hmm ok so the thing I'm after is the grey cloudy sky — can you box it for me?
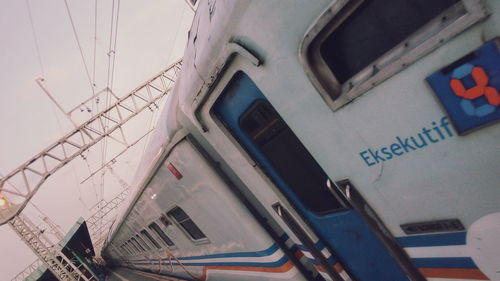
[0,0,194,278]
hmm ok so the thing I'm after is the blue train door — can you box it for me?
[212,72,412,281]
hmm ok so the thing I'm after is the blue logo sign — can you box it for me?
[426,39,500,135]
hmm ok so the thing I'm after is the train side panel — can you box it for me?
[178,1,500,280]
[103,132,308,281]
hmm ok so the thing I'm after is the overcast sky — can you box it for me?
[0,0,194,278]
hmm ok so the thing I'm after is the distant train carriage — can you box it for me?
[102,1,500,281]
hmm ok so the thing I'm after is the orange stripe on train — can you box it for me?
[420,268,489,280]
[314,263,344,273]
[196,259,295,280]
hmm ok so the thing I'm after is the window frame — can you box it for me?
[135,234,151,251]
[237,98,349,214]
[148,221,176,248]
[119,245,129,256]
[127,239,141,253]
[300,0,488,111]
[167,206,209,244]
[130,237,145,252]
[122,242,131,255]
[141,229,162,249]
[125,242,136,255]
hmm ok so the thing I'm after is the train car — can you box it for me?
[102,1,500,281]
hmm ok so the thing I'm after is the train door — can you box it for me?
[212,71,412,281]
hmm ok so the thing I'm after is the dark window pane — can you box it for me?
[240,100,346,214]
[321,0,459,83]
[129,243,137,254]
[119,246,127,255]
[128,239,141,252]
[124,246,131,255]
[141,230,161,249]
[168,207,207,240]
[123,243,130,254]
[149,222,174,246]
[136,234,151,251]
[127,242,137,254]
[180,221,206,240]
[124,243,133,254]
[168,207,189,222]
[131,237,145,251]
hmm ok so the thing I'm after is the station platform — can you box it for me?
[107,268,187,281]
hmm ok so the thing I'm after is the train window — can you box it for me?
[148,222,175,247]
[124,245,132,255]
[131,237,145,252]
[128,242,138,254]
[135,234,151,251]
[239,99,347,214]
[167,207,207,241]
[323,0,460,83]
[303,0,487,110]
[141,229,161,249]
[128,239,141,253]
[121,245,131,256]
[124,242,134,254]
[122,243,130,254]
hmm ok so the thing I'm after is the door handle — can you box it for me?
[272,203,350,281]
[326,179,350,209]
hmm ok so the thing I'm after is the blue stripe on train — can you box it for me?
[130,243,280,263]
[304,256,336,266]
[176,244,280,260]
[411,257,478,269]
[397,232,466,247]
[130,255,289,268]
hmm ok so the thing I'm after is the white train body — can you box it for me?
[102,1,500,281]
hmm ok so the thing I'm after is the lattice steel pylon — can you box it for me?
[9,213,95,281]
[87,167,130,257]
[0,60,181,225]
[3,60,181,281]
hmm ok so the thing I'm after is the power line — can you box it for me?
[166,3,187,64]
[25,0,45,77]
[63,0,95,97]
[109,0,121,90]
[101,0,121,199]
[48,99,93,210]
[105,0,116,90]
[92,0,98,89]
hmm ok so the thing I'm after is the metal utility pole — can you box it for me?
[86,167,130,256]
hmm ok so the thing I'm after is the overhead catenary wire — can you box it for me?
[105,0,118,91]
[48,101,94,210]
[25,0,45,77]
[100,0,121,200]
[92,0,98,90]
[109,0,121,91]
[63,0,95,97]
[138,4,187,160]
